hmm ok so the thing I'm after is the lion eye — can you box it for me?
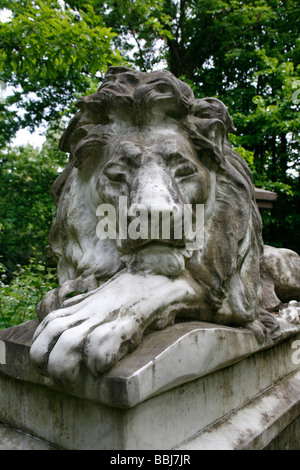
[103,163,128,183]
[174,164,197,178]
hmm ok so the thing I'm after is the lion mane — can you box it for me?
[38,66,265,332]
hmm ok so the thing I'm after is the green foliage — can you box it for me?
[0,143,65,278]
[0,141,63,329]
[82,0,300,186]
[0,0,123,145]
[67,0,173,71]
[0,258,57,329]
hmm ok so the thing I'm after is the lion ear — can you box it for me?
[188,117,226,168]
[191,98,236,134]
[204,119,226,157]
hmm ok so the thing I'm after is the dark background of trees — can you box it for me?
[0,0,299,325]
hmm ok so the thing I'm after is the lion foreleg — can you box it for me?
[30,271,199,384]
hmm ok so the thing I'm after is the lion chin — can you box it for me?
[30,66,300,385]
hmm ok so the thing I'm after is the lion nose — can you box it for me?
[127,202,184,244]
[128,164,185,243]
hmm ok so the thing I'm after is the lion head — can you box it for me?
[40,66,263,330]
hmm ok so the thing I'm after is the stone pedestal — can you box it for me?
[1,318,300,450]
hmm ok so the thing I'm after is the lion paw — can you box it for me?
[30,272,198,384]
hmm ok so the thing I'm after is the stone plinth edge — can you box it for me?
[0,317,300,408]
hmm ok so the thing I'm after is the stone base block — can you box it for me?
[0,319,300,450]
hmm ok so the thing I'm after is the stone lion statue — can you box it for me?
[30,66,300,384]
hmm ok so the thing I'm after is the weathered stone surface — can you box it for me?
[0,422,56,450]
[26,66,300,383]
[1,319,300,449]
[260,245,300,312]
[176,370,300,450]
[1,318,300,408]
